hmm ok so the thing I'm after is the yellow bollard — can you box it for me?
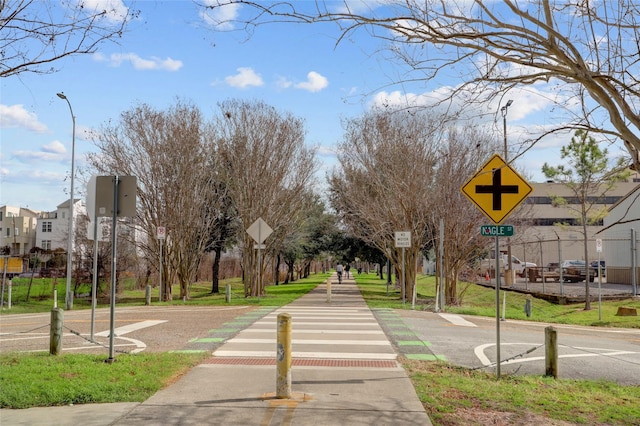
[276,313,292,398]
[326,278,332,303]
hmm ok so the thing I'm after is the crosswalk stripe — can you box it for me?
[212,304,397,362]
[94,320,167,337]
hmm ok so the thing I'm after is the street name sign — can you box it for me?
[480,225,514,237]
[461,154,532,224]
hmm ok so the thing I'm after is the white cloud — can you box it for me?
[0,104,48,133]
[200,1,241,30]
[276,76,293,89]
[11,140,69,164]
[225,67,264,88]
[42,140,67,155]
[334,1,388,14]
[295,72,329,92]
[79,0,130,23]
[13,150,65,163]
[94,52,183,71]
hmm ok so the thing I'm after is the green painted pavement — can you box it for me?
[406,354,446,361]
[189,337,226,343]
[397,340,431,347]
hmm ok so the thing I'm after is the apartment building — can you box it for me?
[0,199,85,255]
[0,206,39,255]
[35,199,84,252]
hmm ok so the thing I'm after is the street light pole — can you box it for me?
[501,100,514,282]
[501,99,513,160]
[57,92,76,311]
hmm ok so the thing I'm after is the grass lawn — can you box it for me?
[0,352,208,409]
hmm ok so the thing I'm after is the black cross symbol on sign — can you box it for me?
[475,168,519,210]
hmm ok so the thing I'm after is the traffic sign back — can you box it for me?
[461,154,532,224]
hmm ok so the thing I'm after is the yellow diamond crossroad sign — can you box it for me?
[461,154,532,224]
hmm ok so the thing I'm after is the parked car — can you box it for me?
[560,260,595,282]
[590,260,606,277]
[479,254,536,277]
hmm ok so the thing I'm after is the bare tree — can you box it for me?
[542,129,629,310]
[431,125,500,305]
[88,100,222,301]
[215,99,317,297]
[203,1,640,168]
[328,108,440,301]
[1,0,138,78]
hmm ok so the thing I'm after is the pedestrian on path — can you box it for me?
[345,264,351,278]
[336,263,344,283]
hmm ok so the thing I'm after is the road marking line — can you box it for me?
[94,320,167,337]
[474,342,640,366]
[438,313,477,327]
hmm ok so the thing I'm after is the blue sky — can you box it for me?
[1,1,630,212]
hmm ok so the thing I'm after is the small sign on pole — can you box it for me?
[157,226,166,240]
[394,231,411,248]
[596,238,602,253]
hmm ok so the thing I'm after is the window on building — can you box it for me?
[5,228,9,236]
[41,221,52,232]
[41,240,51,250]
[0,211,3,220]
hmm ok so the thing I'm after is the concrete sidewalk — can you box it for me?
[1,274,432,426]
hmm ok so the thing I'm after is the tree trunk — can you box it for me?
[211,245,221,293]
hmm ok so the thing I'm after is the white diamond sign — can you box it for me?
[247,218,273,244]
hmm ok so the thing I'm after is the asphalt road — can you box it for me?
[397,310,640,385]
[0,305,260,355]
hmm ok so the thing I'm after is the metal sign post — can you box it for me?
[394,232,411,307]
[247,218,273,300]
[495,235,501,378]
[461,154,532,380]
[597,238,603,321]
[157,226,166,302]
[91,218,98,340]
